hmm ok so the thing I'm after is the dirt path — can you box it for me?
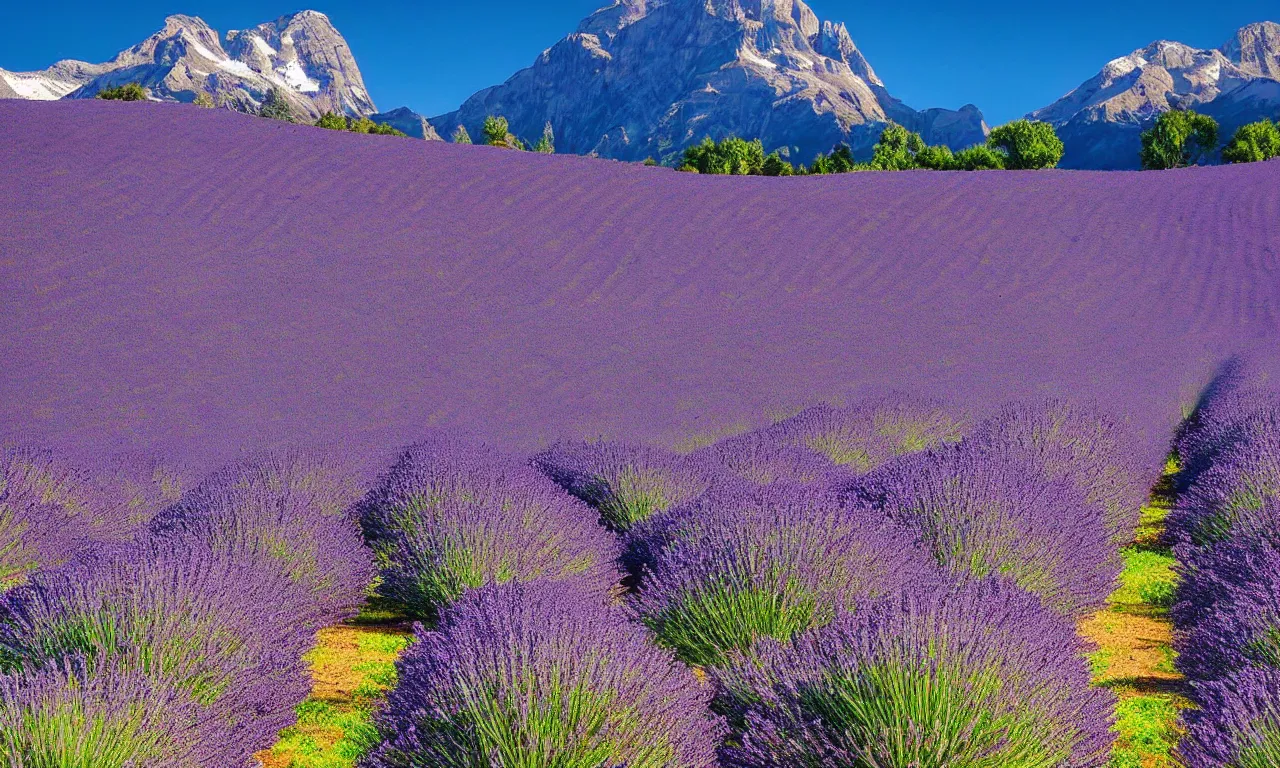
[257,618,413,768]
[1080,498,1190,767]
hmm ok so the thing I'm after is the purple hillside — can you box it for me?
[3,101,1280,470]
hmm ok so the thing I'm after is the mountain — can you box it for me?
[429,0,988,164]
[1030,22,1280,169]
[0,11,375,120]
[370,106,443,140]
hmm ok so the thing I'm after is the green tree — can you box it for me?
[369,122,407,137]
[1140,110,1219,169]
[869,124,926,170]
[680,136,766,175]
[482,115,523,149]
[315,111,348,130]
[986,119,1063,169]
[1222,120,1280,164]
[533,122,556,154]
[914,144,956,170]
[192,91,215,109]
[452,125,472,144]
[762,152,794,176]
[348,116,377,133]
[952,144,1006,170]
[259,89,295,122]
[642,157,659,166]
[97,83,147,101]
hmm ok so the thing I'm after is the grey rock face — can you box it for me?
[369,107,443,140]
[430,0,988,164]
[0,11,375,121]
[1030,21,1280,169]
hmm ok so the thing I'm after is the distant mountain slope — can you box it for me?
[0,11,375,119]
[430,0,988,164]
[1030,22,1280,169]
[3,100,1280,473]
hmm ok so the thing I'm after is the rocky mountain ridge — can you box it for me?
[1029,22,1280,168]
[429,0,989,163]
[0,11,375,120]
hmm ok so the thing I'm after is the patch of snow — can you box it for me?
[277,59,319,92]
[1202,58,1222,82]
[281,32,294,46]
[1104,55,1144,77]
[740,48,778,70]
[218,59,256,78]
[791,54,814,69]
[185,37,225,63]
[251,35,277,57]
[0,72,78,100]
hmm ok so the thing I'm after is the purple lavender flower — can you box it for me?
[148,452,375,624]
[630,481,940,666]
[0,655,233,767]
[969,398,1153,545]
[718,577,1114,767]
[1170,429,1280,547]
[844,445,1120,617]
[1174,359,1280,492]
[1180,666,1280,767]
[1173,526,1280,682]
[0,539,315,760]
[363,578,725,768]
[762,396,969,472]
[0,447,128,589]
[356,435,621,620]
[532,440,713,530]
[685,431,842,486]
[92,455,191,531]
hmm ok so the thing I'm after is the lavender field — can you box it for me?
[5,98,1280,766]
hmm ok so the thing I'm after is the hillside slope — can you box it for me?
[2,100,1279,471]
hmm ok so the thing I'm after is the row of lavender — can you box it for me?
[0,450,374,765]
[1170,367,1280,765]
[355,397,1154,766]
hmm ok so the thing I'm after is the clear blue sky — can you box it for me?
[2,1,1276,124]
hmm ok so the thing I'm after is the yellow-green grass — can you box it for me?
[1081,501,1190,768]
[258,614,411,768]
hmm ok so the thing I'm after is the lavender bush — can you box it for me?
[969,398,1151,545]
[1170,430,1280,546]
[844,445,1120,617]
[686,432,841,486]
[760,396,968,472]
[1173,520,1280,681]
[148,452,375,624]
[630,482,939,666]
[533,440,712,531]
[1180,666,1280,767]
[0,656,230,767]
[0,447,127,589]
[362,578,725,768]
[356,435,621,620]
[718,577,1114,767]
[0,539,315,760]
